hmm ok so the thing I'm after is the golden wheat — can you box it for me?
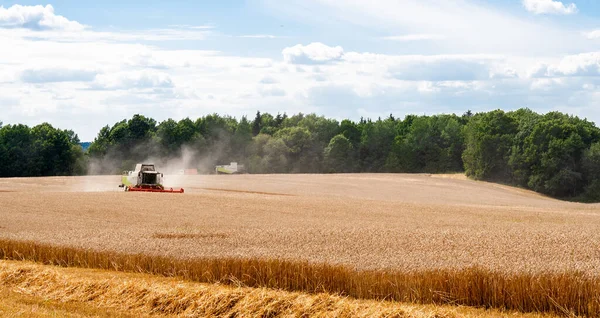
[0,239,598,316]
[2,174,600,274]
[2,174,600,316]
[1,260,559,318]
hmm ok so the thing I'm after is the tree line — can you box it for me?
[2,108,600,201]
[0,121,86,177]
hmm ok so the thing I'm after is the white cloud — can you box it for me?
[0,20,212,45]
[11,27,211,42]
[584,30,600,40]
[337,52,511,81]
[20,68,97,83]
[282,42,344,64]
[529,53,600,77]
[116,27,212,41]
[258,86,286,97]
[522,0,577,15]
[310,74,328,82]
[382,34,443,42]
[387,57,494,81]
[528,63,551,78]
[125,52,170,69]
[530,78,564,91]
[3,2,600,141]
[0,4,85,31]
[91,71,174,90]
[260,76,279,84]
[240,60,274,68]
[490,67,519,79]
[262,0,590,55]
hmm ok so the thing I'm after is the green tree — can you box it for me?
[231,116,253,161]
[0,124,34,177]
[263,137,289,173]
[252,111,262,136]
[156,119,179,154]
[247,133,272,173]
[0,123,84,177]
[274,113,287,128]
[77,109,600,201]
[324,134,354,173]
[522,113,599,197]
[30,123,75,176]
[275,126,313,172]
[507,108,542,186]
[583,142,600,200]
[87,125,111,158]
[339,119,361,148]
[462,110,517,182]
[127,114,156,140]
[359,117,396,172]
[297,114,339,146]
[386,115,464,173]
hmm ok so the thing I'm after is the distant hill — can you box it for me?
[80,142,91,151]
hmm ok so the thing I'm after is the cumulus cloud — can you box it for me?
[522,0,577,15]
[20,68,97,83]
[528,63,551,78]
[530,78,565,91]
[282,42,344,65]
[3,2,600,141]
[0,4,85,31]
[91,71,174,90]
[529,53,600,77]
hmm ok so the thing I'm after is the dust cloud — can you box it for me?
[86,143,232,190]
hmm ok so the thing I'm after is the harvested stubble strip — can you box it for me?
[1,238,599,317]
[0,261,399,317]
[0,260,559,318]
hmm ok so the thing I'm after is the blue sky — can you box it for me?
[1,0,600,140]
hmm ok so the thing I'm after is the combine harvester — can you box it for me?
[215,162,246,174]
[119,163,184,193]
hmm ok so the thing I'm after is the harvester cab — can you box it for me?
[119,163,184,193]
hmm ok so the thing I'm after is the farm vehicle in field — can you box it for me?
[119,163,184,193]
[215,162,246,174]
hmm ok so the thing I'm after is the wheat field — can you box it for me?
[0,260,559,318]
[2,173,600,315]
[1,173,599,273]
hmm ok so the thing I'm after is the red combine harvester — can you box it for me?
[119,163,184,193]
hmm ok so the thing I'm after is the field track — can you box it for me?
[1,173,600,273]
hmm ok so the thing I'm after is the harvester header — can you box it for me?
[119,163,184,193]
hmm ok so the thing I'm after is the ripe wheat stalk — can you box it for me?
[1,238,598,316]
